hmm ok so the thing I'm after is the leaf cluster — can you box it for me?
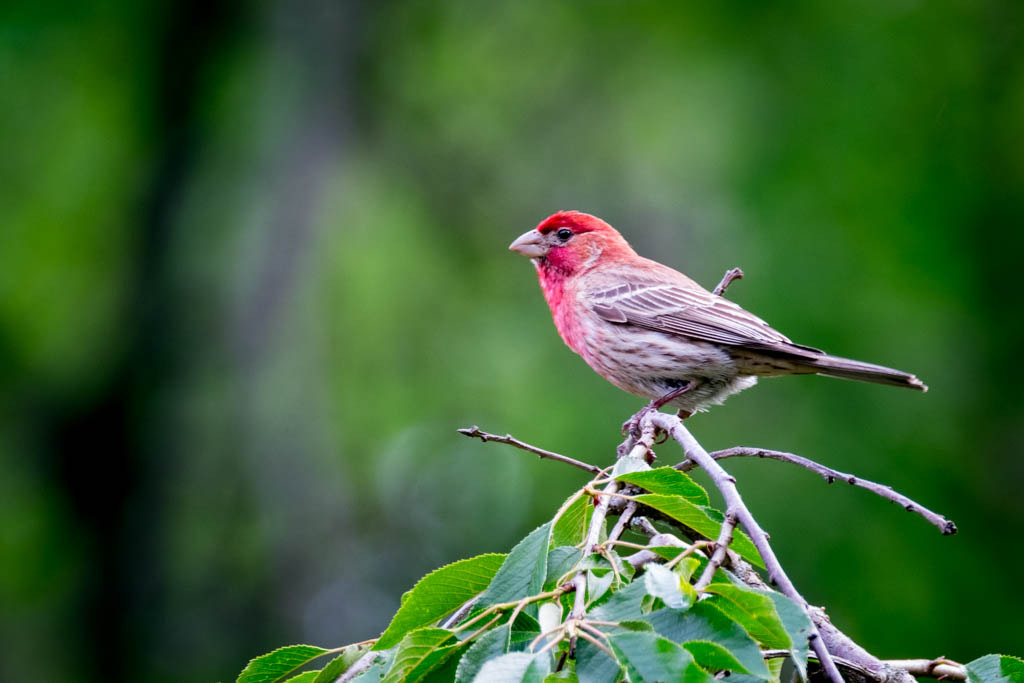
[234,460,1022,682]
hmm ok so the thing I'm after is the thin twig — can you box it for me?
[760,649,950,682]
[440,595,479,629]
[566,572,588,658]
[458,426,602,474]
[676,446,957,535]
[335,651,377,683]
[586,480,621,553]
[713,267,745,296]
[623,532,687,570]
[630,516,660,538]
[650,412,845,683]
[607,501,638,544]
[663,540,711,571]
[575,629,616,659]
[452,585,570,634]
[727,552,916,682]
[693,509,736,592]
[578,620,614,646]
[883,657,966,680]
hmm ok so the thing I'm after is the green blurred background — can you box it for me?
[2,1,1023,681]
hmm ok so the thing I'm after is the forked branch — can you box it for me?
[648,412,845,683]
[459,415,959,683]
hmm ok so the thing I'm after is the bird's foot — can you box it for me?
[621,404,658,438]
[622,382,695,437]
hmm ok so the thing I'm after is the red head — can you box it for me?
[509,211,635,276]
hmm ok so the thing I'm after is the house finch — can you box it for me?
[509,211,926,420]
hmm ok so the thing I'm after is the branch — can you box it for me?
[676,447,957,535]
[607,501,638,543]
[458,426,602,474]
[622,532,688,570]
[439,596,479,630]
[713,267,744,296]
[883,658,966,680]
[649,412,846,683]
[567,572,588,656]
[335,651,377,683]
[459,415,965,683]
[693,508,736,592]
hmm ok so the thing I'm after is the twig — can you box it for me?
[713,267,744,296]
[677,447,956,535]
[760,649,952,682]
[884,657,966,680]
[452,585,571,635]
[663,540,711,571]
[585,480,621,553]
[607,501,637,543]
[440,595,479,629]
[722,549,918,682]
[465,613,504,643]
[623,532,687,570]
[807,607,914,682]
[584,423,655,552]
[569,572,587,619]
[566,572,588,658]
[649,412,845,683]
[458,426,602,474]
[693,509,736,592]
[630,516,660,538]
[576,628,616,658]
[335,651,377,683]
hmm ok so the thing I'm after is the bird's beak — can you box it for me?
[509,230,547,259]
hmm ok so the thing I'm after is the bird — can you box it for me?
[509,210,927,424]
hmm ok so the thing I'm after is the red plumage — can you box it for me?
[509,211,927,415]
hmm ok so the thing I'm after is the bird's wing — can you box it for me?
[587,278,812,350]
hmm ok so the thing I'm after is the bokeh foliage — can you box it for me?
[1,0,1022,681]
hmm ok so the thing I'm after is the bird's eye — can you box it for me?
[556,228,573,241]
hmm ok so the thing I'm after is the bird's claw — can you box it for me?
[621,404,657,438]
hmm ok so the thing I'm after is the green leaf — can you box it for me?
[456,625,510,682]
[473,652,551,682]
[375,554,506,650]
[611,455,651,477]
[589,578,649,622]
[586,569,614,604]
[546,546,585,588]
[349,652,392,682]
[704,583,787,648]
[312,645,370,683]
[643,563,690,609]
[481,523,551,609]
[419,641,472,683]
[682,641,751,676]
[544,664,579,682]
[381,628,456,683]
[645,602,769,679]
[608,631,712,682]
[283,673,319,683]
[966,654,1024,683]
[237,645,329,683]
[616,467,710,506]
[575,637,620,683]
[510,610,543,649]
[635,494,763,568]
[766,591,812,679]
[551,490,591,548]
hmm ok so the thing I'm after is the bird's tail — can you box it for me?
[798,353,928,391]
